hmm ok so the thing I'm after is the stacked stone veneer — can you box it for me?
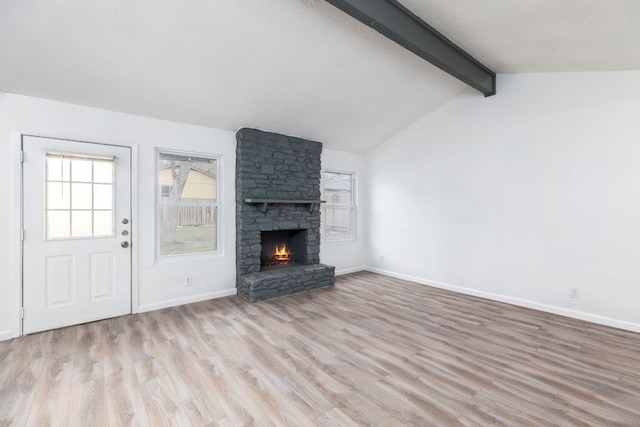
[236,128,335,302]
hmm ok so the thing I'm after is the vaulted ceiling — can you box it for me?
[1,0,639,153]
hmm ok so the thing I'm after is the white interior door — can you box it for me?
[22,136,132,334]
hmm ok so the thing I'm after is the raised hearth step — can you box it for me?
[238,264,335,303]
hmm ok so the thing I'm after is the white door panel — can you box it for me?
[23,136,131,334]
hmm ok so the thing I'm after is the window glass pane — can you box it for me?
[94,184,113,210]
[325,206,352,242]
[157,151,219,256]
[71,183,92,209]
[159,205,217,255]
[324,172,352,207]
[93,161,113,183]
[324,171,355,242]
[158,154,217,202]
[71,211,92,237]
[47,182,70,210]
[47,211,70,239]
[72,158,92,182]
[189,179,217,201]
[94,211,114,236]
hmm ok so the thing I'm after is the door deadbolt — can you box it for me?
[121,241,129,248]
[122,218,129,224]
[122,230,129,236]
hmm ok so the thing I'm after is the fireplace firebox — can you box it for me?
[261,230,307,270]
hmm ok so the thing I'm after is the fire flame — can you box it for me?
[263,242,294,269]
[273,243,292,260]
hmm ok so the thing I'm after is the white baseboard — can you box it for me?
[137,288,237,313]
[365,267,640,334]
[0,330,16,342]
[335,266,366,276]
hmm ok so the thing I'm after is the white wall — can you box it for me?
[320,149,367,275]
[6,71,634,339]
[0,93,237,340]
[366,71,640,332]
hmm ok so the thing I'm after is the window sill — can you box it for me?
[156,250,224,264]
[324,238,357,245]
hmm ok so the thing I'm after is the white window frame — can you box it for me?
[323,170,356,243]
[155,149,221,258]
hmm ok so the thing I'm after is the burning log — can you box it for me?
[264,243,294,268]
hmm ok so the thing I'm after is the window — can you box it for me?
[157,151,219,256]
[323,171,355,242]
[160,185,171,198]
[45,152,115,239]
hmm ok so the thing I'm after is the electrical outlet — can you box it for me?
[570,287,579,299]
[186,276,193,286]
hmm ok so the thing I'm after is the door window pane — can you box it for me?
[94,211,114,236]
[45,152,115,240]
[47,182,70,210]
[47,211,70,239]
[72,158,92,182]
[93,161,113,183]
[94,184,113,210]
[46,156,71,181]
[71,211,92,237]
[71,183,92,209]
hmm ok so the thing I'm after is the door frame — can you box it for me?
[13,130,140,337]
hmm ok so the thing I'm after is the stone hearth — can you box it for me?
[235,128,335,302]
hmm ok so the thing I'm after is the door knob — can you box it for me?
[121,241,129,248]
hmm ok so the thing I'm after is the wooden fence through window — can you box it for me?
[160,205,216,226]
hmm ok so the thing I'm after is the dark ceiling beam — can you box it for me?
[324,0,496,96]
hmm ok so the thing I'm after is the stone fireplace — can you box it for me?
[235,128,335,302]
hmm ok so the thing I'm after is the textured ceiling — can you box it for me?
[1,1,639,153]
[400,0,640,73]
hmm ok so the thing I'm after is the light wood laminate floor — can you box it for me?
[1,271,640,426]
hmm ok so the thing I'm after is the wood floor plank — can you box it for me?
[235,368,316,426]
[1,271,640,425]
[210,417,235,427]
[105,368,145,423]
[72,322,104,386]
[0,414,29,427]
[0,331,51,421]
[160,340,228,425]
[23,330,75,426]
[200,356,272,426]
[238,328,335,420]
[313,408,360,427]
[107,403,150,427]
[68,378,108,427]
[132,339,167,384]
[140,374,191,427]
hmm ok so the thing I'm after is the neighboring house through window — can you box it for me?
[157,150,220,256]
[323,171,355,242]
